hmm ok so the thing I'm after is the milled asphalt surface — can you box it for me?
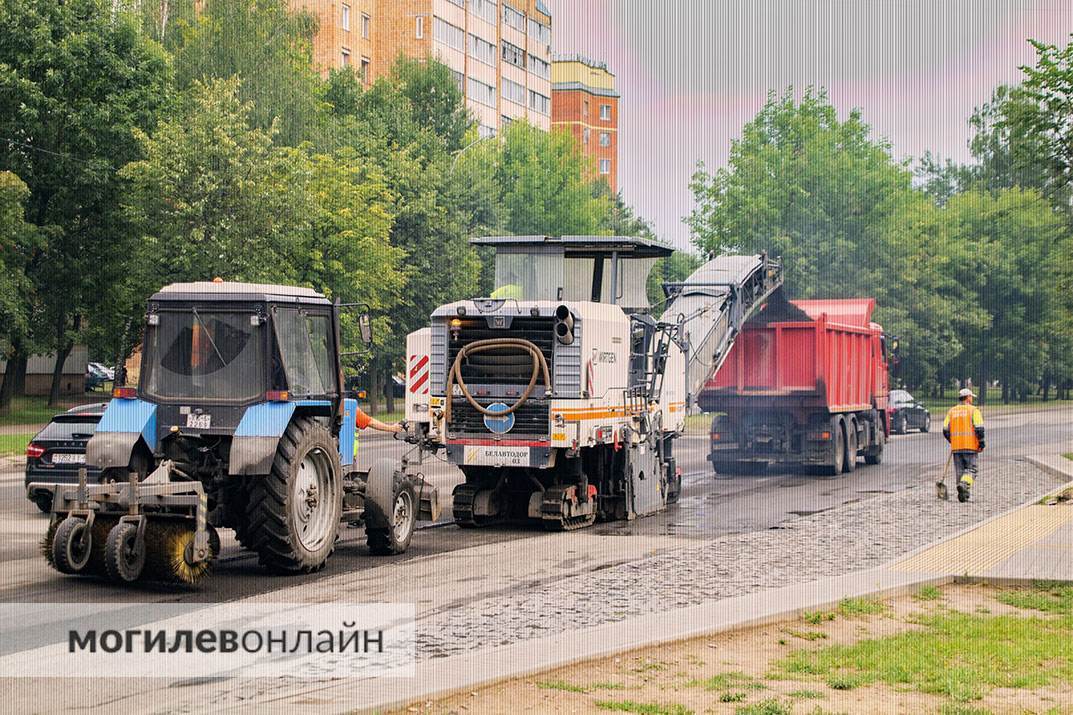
[0,406,1068,712]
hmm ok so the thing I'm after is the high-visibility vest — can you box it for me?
[945,404,982,452]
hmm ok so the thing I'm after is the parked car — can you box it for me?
[888,389,931,434]
[84,363,111,391]
[88,361,114,380]
[24,402,108,512]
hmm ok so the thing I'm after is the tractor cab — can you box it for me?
[134,282,346,438]
[476,235,672,312]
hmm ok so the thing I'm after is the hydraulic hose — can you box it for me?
[444,338,552,426]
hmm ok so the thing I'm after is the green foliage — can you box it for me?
[496,122,611,236]
[0,433,33,457]
[773,611,1073,701]
[913,585,943,602]
[174,0,322,146]
[734,700,791,715]
[0,0,171,382]
[1019,37,1073,204]
[594,700,693,715]
[996,582,1073,615]
[120,78,402,361]
[0,173,38,346]
[535,679,588,693]
[836,598,887,616]
[686,671,764,691]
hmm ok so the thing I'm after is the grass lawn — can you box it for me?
[0,433,32,457]
[0,393,109,427]
[402,583,1073,715]
[919,394,1073,416]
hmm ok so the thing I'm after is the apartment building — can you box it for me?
[293,0,553,137]
[550,55,619,191]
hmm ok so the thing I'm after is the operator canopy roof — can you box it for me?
[152,281,331,305]
[473,235,671,309]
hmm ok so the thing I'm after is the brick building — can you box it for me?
[294,0,553,137]
[550,55,619,191]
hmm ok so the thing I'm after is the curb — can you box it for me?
[1025,454,1073,484]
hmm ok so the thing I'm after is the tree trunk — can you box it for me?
[978,378,988,406]
[12,353,27,396]
[0,344,25,414]
[384,360,396,414]
[366,360,380,413]
[48,341,74,407]
[1001,380,1009,404]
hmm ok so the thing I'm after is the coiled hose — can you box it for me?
[444,338,552,426]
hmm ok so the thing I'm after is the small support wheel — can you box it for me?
[105,522,146,583]
[52,517,93,574]
[367,478,417,556]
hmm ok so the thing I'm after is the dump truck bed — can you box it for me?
[699,297,887,414]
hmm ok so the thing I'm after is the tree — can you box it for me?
[1018,36,1073,208]
[941,188,1070,403]
[0,0,171,404]
[174,0,323,146]
[497,122,611,236]
[687,88,985,390]
[0,172,41,413]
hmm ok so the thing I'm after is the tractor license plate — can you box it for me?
[463,445,530,467]
[185,413,212,429]
[51,453,85,464]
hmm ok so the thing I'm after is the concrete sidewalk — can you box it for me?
[263,454,1073,714]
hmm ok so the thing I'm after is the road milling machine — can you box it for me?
[405,236,782,530]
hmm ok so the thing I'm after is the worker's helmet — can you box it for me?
[958,387,976,399]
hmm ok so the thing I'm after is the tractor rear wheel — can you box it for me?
[246,417,342,574]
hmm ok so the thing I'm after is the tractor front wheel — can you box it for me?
[246,418,342,574]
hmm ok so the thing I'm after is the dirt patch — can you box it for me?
[394,584,1073,715]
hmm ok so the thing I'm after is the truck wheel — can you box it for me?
[865,425,885,465]
[246,417,342,574]
[826,417,845,476]
[365,459,416,556]
[843,417,858,473]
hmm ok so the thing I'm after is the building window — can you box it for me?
[527,17,550,45]
[342,3,350,31]
[361,13,370,39]
[501,40,525,67]
[478,124,497,139]
[468,76,496,107]
[416,16,424,38]
[501,114,513,127]
[599,132,611,147]
[450,69,464,92]
[528,89,549,115]
[600,104,612,120]
[528,55,549,79]
[446,0,464,6]
[583,99,589,117]
[341,48,350,67]
[469,33,497,67]
[502,77,526,105]
[502,3,525,31]
[583,127,590,144]
[360,57,370,80]
[433,17,465,51]
[599,159,611,175]
[470,0,498,24]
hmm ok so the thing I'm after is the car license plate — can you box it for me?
[186,413,211,429]
[51,453,85,464]
[463,445,530,467]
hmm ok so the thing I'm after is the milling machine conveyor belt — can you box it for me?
[659,254,783,408]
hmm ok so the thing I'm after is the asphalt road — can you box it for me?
[0,407,1068,604]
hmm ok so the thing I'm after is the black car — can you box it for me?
[888,389,931,434]
[24,402,108,512]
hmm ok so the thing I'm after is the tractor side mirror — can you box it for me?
[358,312,373,346]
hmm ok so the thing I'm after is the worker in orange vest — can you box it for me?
[940,387,985,502]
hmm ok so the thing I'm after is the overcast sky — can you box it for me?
[548,0,1073,251]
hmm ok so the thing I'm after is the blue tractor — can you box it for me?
[34,282,438,584]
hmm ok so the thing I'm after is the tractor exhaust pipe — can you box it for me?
[555,305,574,345]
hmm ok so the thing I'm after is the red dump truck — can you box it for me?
[699,294,889,476]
